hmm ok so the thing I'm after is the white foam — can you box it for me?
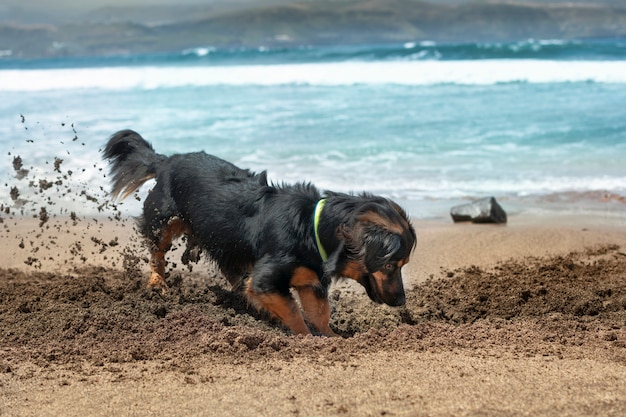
[182,46,217,57]
[3,60,626,91]
[248,151,626,202]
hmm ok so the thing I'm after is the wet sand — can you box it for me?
[2,210,626,416]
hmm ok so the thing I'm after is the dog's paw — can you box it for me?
[147,272,169,294]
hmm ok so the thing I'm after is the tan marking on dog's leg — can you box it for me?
[295,286,337,337]
[290,266,320,287]
[148,250,169,293]
[147,217,191,294]
[245,285,310,335]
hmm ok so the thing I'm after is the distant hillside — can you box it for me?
[2,0,626,58]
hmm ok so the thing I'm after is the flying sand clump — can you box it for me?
[2,115,142,270]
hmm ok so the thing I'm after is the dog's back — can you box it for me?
[104,129,267,201]
[144,150,269,271]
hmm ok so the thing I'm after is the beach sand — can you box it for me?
[2,208,626,416]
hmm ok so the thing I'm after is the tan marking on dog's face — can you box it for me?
[372,270,406,306]
[397,258,409,268]
[372,271,388,298]
[290,266,320,288]
[357,211,404,234]
[340,260,366,281]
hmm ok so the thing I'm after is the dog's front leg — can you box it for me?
[245,286,311,335]
[244,259,311,335]
[290,266,338,336]
[295,285,338,337]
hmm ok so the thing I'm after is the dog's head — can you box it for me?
[332,198,416,306]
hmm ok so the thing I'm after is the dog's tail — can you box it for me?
[103,129,167,200]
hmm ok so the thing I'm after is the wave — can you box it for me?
[269,165,626,201]
[1,37,624,72]
[175,39,626,63]
[2,38,624,70]
[3,59,626,91]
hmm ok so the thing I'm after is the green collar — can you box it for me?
[314,198,328,262]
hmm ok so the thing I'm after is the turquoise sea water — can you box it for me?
[1,39,625,219]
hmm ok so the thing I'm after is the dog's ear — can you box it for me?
[322,239,346,282]
[358,202,416,255]
[335,223,362,259]
[390,201,410,222]
[362,227,402,272]
[316,222,366,285]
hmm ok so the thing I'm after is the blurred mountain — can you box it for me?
[1,0,626,58]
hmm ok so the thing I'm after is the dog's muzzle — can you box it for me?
[359,271,406,306]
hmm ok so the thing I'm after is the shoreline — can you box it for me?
[399,190,626,225]
[2,209,625,284]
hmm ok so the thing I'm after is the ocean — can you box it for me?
[1,39,625,220]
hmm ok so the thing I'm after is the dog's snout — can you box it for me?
[386,291,406,306]
[372,269,406,307]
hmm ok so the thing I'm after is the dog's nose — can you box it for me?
[387,292,406,306]
[383,273,406,306]
[382,286,405,306]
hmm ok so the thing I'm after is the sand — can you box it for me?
[2,145,626,416]
[2,208,626,417]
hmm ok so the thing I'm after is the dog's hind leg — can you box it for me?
[181,235,202,272]
[147,216,191,293]
[148,250,168,292]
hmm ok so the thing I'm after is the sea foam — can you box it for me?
[2,60,626,92]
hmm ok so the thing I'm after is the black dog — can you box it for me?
[104,130,416,335]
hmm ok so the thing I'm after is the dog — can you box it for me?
[104,130,416,336]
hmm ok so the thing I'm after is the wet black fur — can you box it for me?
[104,129,416,308]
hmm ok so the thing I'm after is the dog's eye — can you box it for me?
[382,263,395,273]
